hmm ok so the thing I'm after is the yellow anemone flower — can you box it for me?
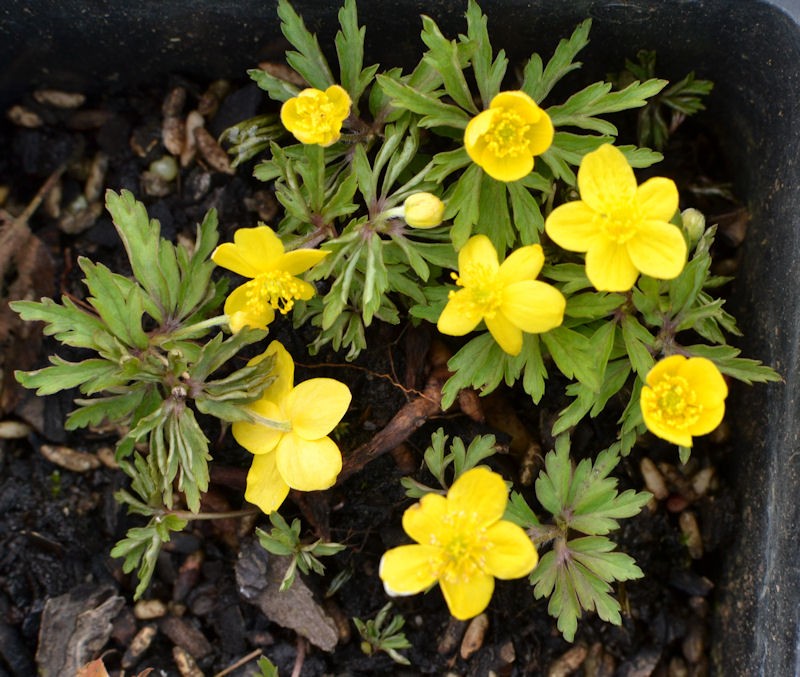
[437,235,565,356]
[464,91,554,182]
[544,143,687,292]
[232,341,351,514]
[379,466,538,621]
[211,226,328,332]
[280,85,352,147]
[640,355,728,447]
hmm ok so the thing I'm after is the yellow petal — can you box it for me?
[458,235,499,281]
[279,248,329,276]
[447,467,507,527]
[402,493,449,546]
[636,176,679,222]
[275,433,342,491]
[440,568,494,620]
[379,544,439,595]
[645,354,685,386]
[483,520,539,579]
[578,144,637,214]
[232,399,284,455]
[437,292,483,336]
[252,340,295,401]
[485,312,524,355]
[585,239,639,291]
[544,200,601,253]
[627,221,687,280]
[490,90,537,115]
[464,109,495,163]
[245,452,290,514]
[325,84,352,118]
[640,397,694,446]
[689,401,725,437]
[525,108,554,156]
[500,280,565,333]
[479,150,533,183]
[285,378,351,440]
[680,356,728,405]
[211,226,285,278]
[498,244,545,284]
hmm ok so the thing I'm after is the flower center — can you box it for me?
[428,510,490,584]
[596,201,641,244]
[296,93,336,131]
[642,375,702,431]
[449,263,502,319]
[245,270,305,316]
[484,110,530,157]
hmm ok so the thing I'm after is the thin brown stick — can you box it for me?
[212,648,263,677]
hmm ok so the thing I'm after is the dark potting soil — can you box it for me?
[0,74,743,676]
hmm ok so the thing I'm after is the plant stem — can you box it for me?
[161,507,259,521]
[168,314,229,340]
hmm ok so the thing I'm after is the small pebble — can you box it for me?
[460,613,489,659]
[0,421,32,439]
[437,617,466,655]
[640,457,669,500]
[679,511,704,559]
[668,656,689,677]
[682,619,705,664]
[149,155,179,182]
[547,643,588,677]
[691,467,715,497]
[172,645,204,677]
[134,599,168,620]
[7,105,43,127]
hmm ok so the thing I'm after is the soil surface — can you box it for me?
[0,74,745,676]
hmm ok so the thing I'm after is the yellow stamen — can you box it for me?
[642,375,702,430]
[449,263,502,319]
[485,110,530,157]
[597,201,642,244]
[245,270,305,316]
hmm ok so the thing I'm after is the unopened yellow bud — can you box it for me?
[403,192,445,229]
[681,208,706,247]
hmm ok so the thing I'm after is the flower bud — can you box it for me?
[403,192,445,228]
[681,208,706,248]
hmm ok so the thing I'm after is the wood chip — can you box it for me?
[460,613,489,659]
[33,89,86,109]
[84,152,108,202]
[194,126,234,174]
[159,616,213,659]
[547,643,588,677]
[7,105,43,128]
[163,116,186,156]
[39,444,101,472]
[256,62,307,87]
[181,110,205,167]
[122,624,157,669]
[0,420,31,439]
[640,457,669,500]
[680,511,704,559]
[172,645,203,677]
[134,599,168,621]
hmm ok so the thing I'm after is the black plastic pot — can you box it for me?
[2,1,799,673]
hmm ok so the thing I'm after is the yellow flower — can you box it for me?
[403,192,445,228]
[544,143,686,292]
[379,467,538,620]
[464,91,554,182]
[232,341,352,514]
[437,235,565,356]
[640,355,728,447]
[280,85,352,147]
[211,226,328,332]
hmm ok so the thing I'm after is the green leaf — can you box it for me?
[15,357,120,396]
[522,19,591,104]
[277,0,334,90]
[445,164,483,249]
[504,491,541,528]
[565,292,625,319]
[335,0,377,110]
[420,15,477,113]
[464,0,508,106]
[79,258,149,349]
[621,314,655,379]
[248,68,300,102]
[376,74,470,129]
[541,326,600,392]
[9,297,107,350]
[66,389,148,430]
[685,344,782,384]
[508,181,545,244]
